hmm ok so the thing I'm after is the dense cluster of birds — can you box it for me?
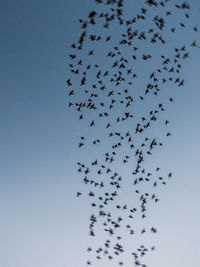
[66,0,199,266]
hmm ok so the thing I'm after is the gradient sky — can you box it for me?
[1,0,200,267]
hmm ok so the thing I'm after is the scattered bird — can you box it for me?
[67,0,199,265]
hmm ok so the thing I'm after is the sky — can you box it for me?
[0,0,200,267]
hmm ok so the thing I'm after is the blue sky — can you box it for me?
[1,0,200,266]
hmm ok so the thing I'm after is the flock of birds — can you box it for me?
[66,0,199,266]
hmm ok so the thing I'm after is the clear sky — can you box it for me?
[0,0,200,267]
